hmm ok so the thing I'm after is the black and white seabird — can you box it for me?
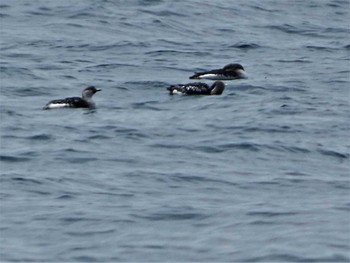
[43,86,101,110]
[189,63,248,80]
[167,81,225,95]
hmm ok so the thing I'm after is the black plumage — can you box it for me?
[43,86,101,110]
[189,63,247,80]
[167,81,225,95]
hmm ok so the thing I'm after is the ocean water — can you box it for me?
[0,0,349,262]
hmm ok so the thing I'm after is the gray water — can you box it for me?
[1,0,349,262]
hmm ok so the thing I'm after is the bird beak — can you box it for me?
[95,89,102,92]
[237,69,248,79]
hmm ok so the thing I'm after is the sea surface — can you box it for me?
[1,0,349,262]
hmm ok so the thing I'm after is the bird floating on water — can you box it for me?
[167,81,225,95]
[189,63,248,80]
[43,86,101,110]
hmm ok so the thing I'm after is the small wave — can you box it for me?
[0,13,10,18]
[277,58,312,63]
[25,134,53,141]
[56,194,75,200]
[124,80,168,89]
[278,145,311,154]
[228,42,261,49]
[0,155,31,162]
[131,101,163,111]
[267,24,323,37]
[87,135,111,140]
[243,126,299,134]
[318,149,349,159]
[145,49,207,57]
[196,142,261,153]
[246,211,298,217]
[171,174,237,187]
[305,45,338,51]
[56,157,98,164]
[60,217,101,224]
[12,177,42,185]
[86,63,135,69]
[67,228,116,237]
[140,9,185,17]
[226,84,266,92]
[134,211,208,221]
[246,254,349,262]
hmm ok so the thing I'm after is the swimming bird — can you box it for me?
[43,86,101,110]
[189,63,248,80]
[167,81,225,95]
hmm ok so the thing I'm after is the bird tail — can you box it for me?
[167,86,175,95]
[189,73,201,79]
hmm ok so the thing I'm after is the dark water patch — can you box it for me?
[60,217,101,224]
[25,134,53,141]
[0,66,42,79]
[277,58,312,63]
[0,155,31,162]
[87,135,111,140]
[267,24,324,37]
[124,80,167,89]
[11,87,48,97]
[246,254,350,262]
[56,194,75,200]
[67,228,116,237]
[145,49,207,57]
[114,127,150,139]
[134,211,208,221]
[334,203,350,212]
[196,142,261,153]
[171,174,237,187]
[67,12,99,19]
[269,85,307,93]
[243,125,299,134]
[86,63,135,70]
[0,43,18,51]
[318,149,349,159]
[249,220,275,225]
[305,45,340,51]
[250,5,278,13]
[228,42,261,49]
[0,13,10,18]
[284,171,311,177]
[35,64,66,71]
[2,52,37,59]
[131,101,163,111]
[0,108,24,117]
[56,157,98,164]
[229,84,266,92]
[93,191,134,198]
[330,181,350,190]
[3,176,43,185]
[60,75,78,80]
[278,145,311,154]
[324,27,350,34]
[73,256,99,262]
[151,142,268,153]
[141,9,185,17]
[157,39,192,47]
[246,211,298,217]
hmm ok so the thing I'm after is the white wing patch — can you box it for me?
[46,103,70,109]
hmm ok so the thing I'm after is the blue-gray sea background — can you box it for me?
[1,0,349,262]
